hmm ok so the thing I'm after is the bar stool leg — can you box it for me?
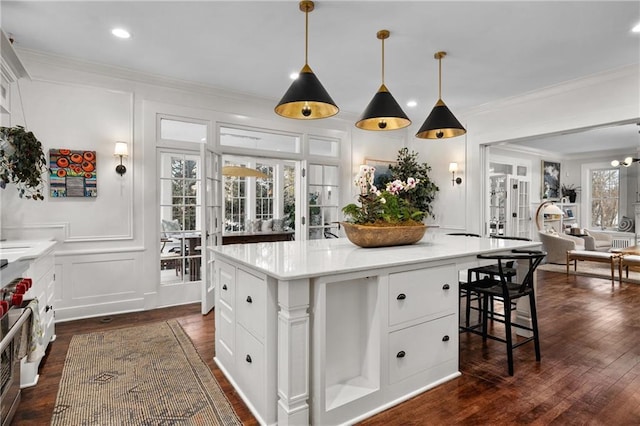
[529,292,541,362]
[481,293,490,342]
[504,295,514,376]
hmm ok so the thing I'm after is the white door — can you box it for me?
[200,143,221,314]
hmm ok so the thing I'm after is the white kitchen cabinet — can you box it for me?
[21,242,56,387]
[214,259,277,425]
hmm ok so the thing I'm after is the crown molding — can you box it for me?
[463,63,640,118]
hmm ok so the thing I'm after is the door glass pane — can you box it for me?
[283,164,296,231]
[308,164,339,240]
[159,151,202,284]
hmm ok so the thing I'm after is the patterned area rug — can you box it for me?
[539,262,640,284]
[51,320,240,425]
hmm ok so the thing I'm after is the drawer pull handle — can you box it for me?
[442,284,450,290]
[246,296,253,303]
[442,335,450,342]
[45,305,53,313]
[246,354,252,363]
[396,350,406,358]
[396,293,406,300]
[222,284,228,291]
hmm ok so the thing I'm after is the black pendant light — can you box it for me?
[355,30,411,131]
[415,51,466,139]
[275,1,338,120]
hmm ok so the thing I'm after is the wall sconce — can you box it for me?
[449,162,462,185]
[610,156,639,167]
[114,141,128,176]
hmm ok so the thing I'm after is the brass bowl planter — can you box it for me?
[341,222,427,248]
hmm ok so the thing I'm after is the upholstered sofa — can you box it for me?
[582,230,613,252]
[538,230,587,264]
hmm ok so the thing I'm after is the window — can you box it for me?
[255,163,274,220]
[590,168,619,229]
[308,136,339,157]
[160,118,207,143]
[220,126,299,153]
[224,173,246,232]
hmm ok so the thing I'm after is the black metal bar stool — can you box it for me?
[463,249,546,375]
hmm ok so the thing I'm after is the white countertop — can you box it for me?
[212,235,541,280]
[0,239,57,263]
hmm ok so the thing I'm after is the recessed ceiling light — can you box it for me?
[632,22,640,33]
[406,100,417,108]
[289,72,299,80]
[111,28,131,39]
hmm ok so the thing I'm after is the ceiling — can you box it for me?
[1,1,639,154]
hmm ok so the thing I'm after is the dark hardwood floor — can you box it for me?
[12,270,640,425]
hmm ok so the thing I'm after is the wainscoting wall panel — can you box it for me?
[54,249,146,322]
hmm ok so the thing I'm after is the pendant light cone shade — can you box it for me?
[416,51,466,139]
[415,99,466,139]
[356,30,410,131]
[274,1,338,120]
[275,64,338,119]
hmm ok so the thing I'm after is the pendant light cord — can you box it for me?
[304,7,309,65]
[381,36,385,85]
[438,56,442,99]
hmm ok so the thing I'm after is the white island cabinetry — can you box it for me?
[214,260,277,425]
[212,236,540,425]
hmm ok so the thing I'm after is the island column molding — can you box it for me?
[277,278,311,425]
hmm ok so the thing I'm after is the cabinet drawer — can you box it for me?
[388,314,457,384]
[389,265,457,326]
[236,268,266,341]
[218,261,235,309]
[236,324,266,416]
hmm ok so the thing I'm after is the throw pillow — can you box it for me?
[261,219,273,232]
[619,216,635,232]
[272,218,284,232]
[249,219,262,233]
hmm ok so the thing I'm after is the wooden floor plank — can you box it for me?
[11,269,640,425]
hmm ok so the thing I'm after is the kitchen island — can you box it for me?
[212,235,541,425]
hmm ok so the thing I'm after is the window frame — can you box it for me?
[582,161,623,231]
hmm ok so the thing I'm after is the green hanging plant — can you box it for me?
[0,125,47,200]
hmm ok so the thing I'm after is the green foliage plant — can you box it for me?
[0,125,47,200]
[342,164,425,226]
[388,147,439,219]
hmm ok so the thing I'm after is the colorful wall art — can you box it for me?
[49,149,97,197]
